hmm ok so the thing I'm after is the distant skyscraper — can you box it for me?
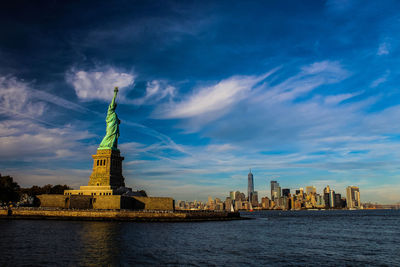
[248,169,254,202]
[324,185,330,194]
[229,191,235,200]
[346,186,361,209]
[329,190,335,208]
[270,180,281,201]
[334,193,343,208]
[306,186,316,195]
[282,188,290,197]
[251,191,259,206]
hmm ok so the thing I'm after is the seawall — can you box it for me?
[0,208,245,222]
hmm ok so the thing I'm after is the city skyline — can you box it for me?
[2,1,400,204]
[176,178,366,211]
[177,176,361,205]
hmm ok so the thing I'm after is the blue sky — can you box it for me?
[1,0,400,203]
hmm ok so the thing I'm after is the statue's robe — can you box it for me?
[99,95,120,150]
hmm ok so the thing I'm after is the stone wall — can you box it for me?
[38,194,68,208]
[132,196,174,211]
[69,195,93,209]
[92,195,128,209]
[38,194,174,211]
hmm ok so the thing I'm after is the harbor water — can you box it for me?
[1,210,399,266]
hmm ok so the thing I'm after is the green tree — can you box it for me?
[0,174,20,203]
[50,184,71,194]
[20,184,71,196]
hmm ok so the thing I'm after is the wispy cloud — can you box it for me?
[370,71,390,88]
[66,66,135,102]
[0,75,99,124]
[377,41,390,55]
[131,80,175,105]
[262,61,350,103]
[122,121,187,155]
[0,120,94,161]
[0,76,46,118]
[324,92,361,105]
[0,76,97,164]
[154,69,277,120]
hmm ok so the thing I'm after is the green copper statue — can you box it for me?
[98,87,120,150]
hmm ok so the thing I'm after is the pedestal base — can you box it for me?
[64,185,136,197]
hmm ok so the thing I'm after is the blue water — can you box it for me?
[1,210,399,266]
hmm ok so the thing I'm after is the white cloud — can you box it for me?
[0,76,46,118]
[324,92,360,105]
[301,60,347,76]
[0,120,94,161]
[66,66,135,102]
[131,80,175,105]
[262,61,350,103]
[377,42,390,55]
[30,89,93,114]
[206,144,236,152]
[0,76,97,163]
[0,75,98,123]
[155,70,276,119]
[370,71,389,88]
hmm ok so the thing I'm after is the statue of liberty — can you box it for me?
[98,87,121,150]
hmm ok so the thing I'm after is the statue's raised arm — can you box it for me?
[109,87,118,109]
[98,87,121,151]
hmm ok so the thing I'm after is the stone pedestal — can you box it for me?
[64,148,128,197]
[89,149,125,187]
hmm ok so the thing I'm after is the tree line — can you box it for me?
[0,173,70,205]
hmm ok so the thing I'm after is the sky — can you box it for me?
[1,0,400,203]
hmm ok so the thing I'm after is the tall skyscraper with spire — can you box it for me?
[247,169,254,202]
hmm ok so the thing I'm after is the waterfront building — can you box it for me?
[271,180,281,201]
[294,199,302,210]
[234,191,246,201]
[329,190,335,208]
[310,194,317,207]
[299,188,304,198]
[341,197,347,208]
[284,196,291,210]
[306,186,316,195]
[334,193,343,208]
[277,196,285,209]
[324,185,330,194]
[215,198,224,211]
[324,192,330,209]
[282,188,290,197]
[234,200,242,211]
[230,191,235,201]
[224,197,233,211]
[316,194,325,208]
[208,196,215,210]
[295,188,304,201]
[261,197,270,209]
[270,200,276,209]
[346,186,361,209]
[248,170,255,202]
[234,191,240,201]
[251,191,259,206]
[290,196,295,210]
